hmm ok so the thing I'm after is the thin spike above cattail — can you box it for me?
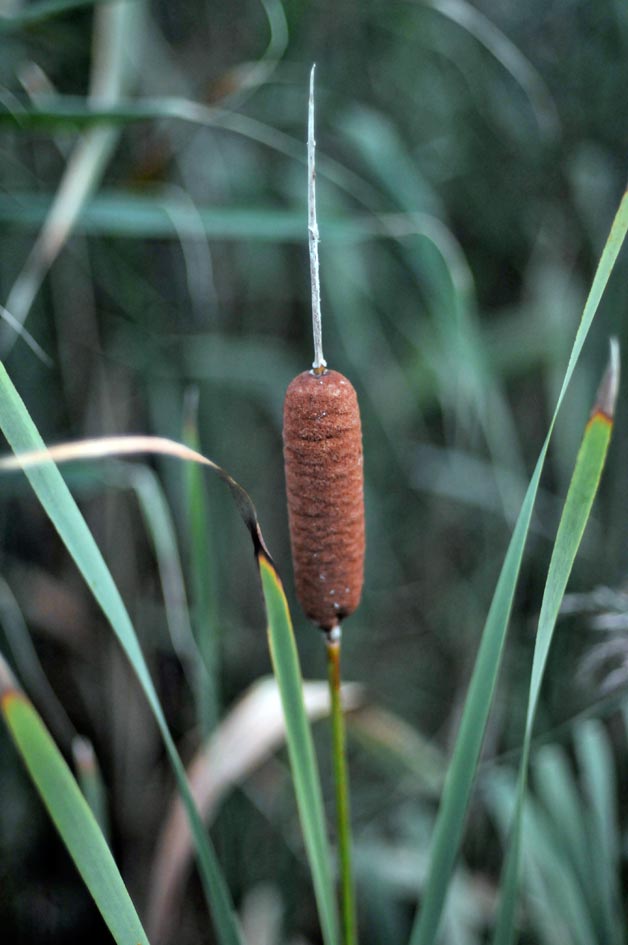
[308,65,326,375]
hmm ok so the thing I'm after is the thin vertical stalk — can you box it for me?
[326,627,358,945]
[183,388,220,736]
[308,64,326,374]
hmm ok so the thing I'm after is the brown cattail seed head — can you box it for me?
[282,369,365,630]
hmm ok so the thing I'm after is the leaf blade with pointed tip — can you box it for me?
[409,191,628,945]
[259,554,341,945]
[0,371,244,945]
[492,346,618,945]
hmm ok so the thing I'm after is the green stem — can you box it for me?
[183,388,220,737]
[326,627,358,945]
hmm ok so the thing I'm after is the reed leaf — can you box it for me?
[0,379,244,945]
[259,554,341,945]
[492,341,619,945]
[409,190,628,945]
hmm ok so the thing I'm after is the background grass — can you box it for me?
[1,1,628,943]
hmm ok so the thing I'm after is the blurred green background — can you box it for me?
[1,1,628,942]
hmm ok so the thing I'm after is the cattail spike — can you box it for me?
[283,370,365,630]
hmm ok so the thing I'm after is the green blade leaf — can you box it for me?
[182,393,221,736]
[0,190,428,243]
[0,657,149,945]
[492,343,619,945]
[0,375,244,945]
[409,190,628,945]
[259,554,341,945]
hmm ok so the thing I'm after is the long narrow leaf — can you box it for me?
[0,655,148,945]
[409,190,628,945]
[0,191,452,244]
[182,393,221,736]
[0,382,244,945]
[492,343,619,945]
[259,554,341,945]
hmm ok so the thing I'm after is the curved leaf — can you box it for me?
[0,383,244,945]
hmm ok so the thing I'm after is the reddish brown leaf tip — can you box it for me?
[591,337,620,421]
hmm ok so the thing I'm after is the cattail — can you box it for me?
[282,67,365,631]
[283,369,365,629]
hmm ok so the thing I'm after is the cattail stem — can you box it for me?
[326,625,358,945]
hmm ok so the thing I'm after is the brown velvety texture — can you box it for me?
[282,369,365,629]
